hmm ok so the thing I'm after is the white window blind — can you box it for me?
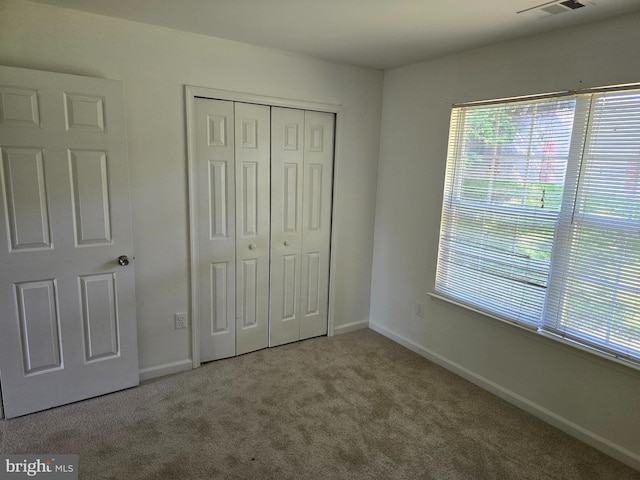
[435,87,640,366]
[544,91,640,363]
[436,97,578,327]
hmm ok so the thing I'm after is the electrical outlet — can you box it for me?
[415,301,425,318]
[175,312,188,330]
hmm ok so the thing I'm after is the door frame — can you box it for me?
[185,86,343,368]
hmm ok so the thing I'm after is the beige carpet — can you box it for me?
[1,329,638,479]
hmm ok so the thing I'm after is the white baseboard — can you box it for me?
[138,359,193,382]
[333,320,369,335]
[369,321,640,472]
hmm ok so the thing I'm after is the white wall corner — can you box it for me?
[333,320,369,335]
[138,359,193,382]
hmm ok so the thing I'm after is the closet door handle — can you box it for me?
[249,244,257,250]
[284,241,290,246]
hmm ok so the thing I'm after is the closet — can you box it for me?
[194,98,334,362]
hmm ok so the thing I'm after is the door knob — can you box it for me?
[117,255,130,266]
[284,241,290,246]
[249,244,257,250]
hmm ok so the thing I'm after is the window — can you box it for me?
[435,87,640,366]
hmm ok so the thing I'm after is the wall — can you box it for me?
[371,12,640,469]
[0,0,382,376]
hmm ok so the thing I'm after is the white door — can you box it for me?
[0,66,139,418]
[270,107,305,346]
[270,108,334,346]
[195,100,271,361]
[234,102,270,355]
[195,98,236,362]
[299,110,334,340]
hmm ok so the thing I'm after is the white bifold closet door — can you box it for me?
[194,98,334,362]
[234,103,271,355]
[195,99,271,362]
[270,108,334,346]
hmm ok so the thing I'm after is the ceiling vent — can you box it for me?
[518,0,592,18]
[560,0,586,9]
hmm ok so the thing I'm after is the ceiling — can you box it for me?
[29,0,640,70]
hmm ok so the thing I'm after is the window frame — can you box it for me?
[434,85,640,370]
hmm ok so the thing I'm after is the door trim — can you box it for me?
[185,86,343,368]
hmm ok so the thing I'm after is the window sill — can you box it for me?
[428,292,640,375]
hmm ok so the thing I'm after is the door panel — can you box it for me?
[304,252,321,315]
[1,147,51,250]
[69,150,112,245]
[270,107,304,346]
[0,65,138,418]
[240,259,258,327]
[210,262,230,333]
[235,103,270,355]
[209,160,229,238]
[14,279,62,374]
[79,273,118,361]
[195,98,236,362]
[0,86,40,128]
[300,111,334,340]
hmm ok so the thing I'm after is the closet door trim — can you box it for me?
[186,86,343,368]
